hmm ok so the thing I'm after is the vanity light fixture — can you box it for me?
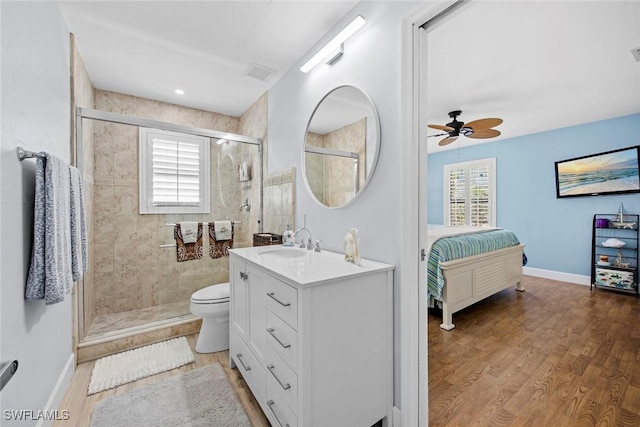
[300,15,365,73]
[174,89,184,95]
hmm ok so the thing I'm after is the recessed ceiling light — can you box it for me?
[174,89,184,95]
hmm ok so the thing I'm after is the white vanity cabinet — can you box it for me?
[229,256,268,402]
[229,247,394,427]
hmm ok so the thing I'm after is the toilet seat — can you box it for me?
[191,283,230,304]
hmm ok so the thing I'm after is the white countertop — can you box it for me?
[229,245,394,286]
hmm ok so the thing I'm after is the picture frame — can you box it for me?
[555,145,640,198]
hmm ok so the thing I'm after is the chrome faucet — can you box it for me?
[294,227,313,250]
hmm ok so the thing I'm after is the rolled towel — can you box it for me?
[179,222,199,244]
[213,221,232,241]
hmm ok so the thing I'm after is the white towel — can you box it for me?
[213,221,232,240]
[69,166,88,281]
[179,222,199,244]
[25,153,74,304]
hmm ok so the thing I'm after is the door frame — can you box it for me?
[400,1,466,425]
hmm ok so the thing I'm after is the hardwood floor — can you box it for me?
[428,275,640,426]
[54,334,269,427]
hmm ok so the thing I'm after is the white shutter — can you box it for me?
[469,165,491,226]
[139,128,210,214]
[447,168,466,226]
[444,158,495,227]
[152,138,201,206]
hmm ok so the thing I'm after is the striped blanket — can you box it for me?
[427,227,520,306]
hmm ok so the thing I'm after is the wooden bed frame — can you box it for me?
[437,244,525,330]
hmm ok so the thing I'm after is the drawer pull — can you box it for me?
[267,364,291,390]
[267,292,291,307]
[267,399,290,427]
[236,353,251,371]
[239,271,248,281]
[267,328,291,349]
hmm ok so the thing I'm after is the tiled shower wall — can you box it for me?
[305,118,366,207]
[239,92,295,238]
[263,168,296,236]
[239,92,268,238]
[90,90,263,318]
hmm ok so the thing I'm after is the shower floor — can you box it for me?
[86,301,192,338]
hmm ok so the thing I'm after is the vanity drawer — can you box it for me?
[266,276,298,329]
[267,345,298,411]
[266,309,298,371]
[230,329,265,403]
[266,378,298,427]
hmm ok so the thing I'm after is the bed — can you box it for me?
[427,226,525,330]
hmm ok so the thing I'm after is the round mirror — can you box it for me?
[303,86,380,208]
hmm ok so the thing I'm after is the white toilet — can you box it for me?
[190,282,230,353]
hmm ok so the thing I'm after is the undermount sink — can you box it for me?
[258,247,308,258]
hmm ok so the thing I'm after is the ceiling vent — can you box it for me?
[245,63,277,82]
[632,47,640,62]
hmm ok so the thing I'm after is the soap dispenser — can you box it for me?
[283,225,295,246]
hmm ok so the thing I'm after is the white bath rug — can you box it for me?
[87,336,195,395]
[90,363,251,427]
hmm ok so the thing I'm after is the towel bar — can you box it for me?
[162,221,240,248]
[165,221,241,227]
[16,146,43,161]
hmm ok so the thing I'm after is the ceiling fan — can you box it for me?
[428,110,503,146]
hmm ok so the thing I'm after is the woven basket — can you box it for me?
[253,233,282,247]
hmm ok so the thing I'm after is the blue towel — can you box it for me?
[25,153,77,304]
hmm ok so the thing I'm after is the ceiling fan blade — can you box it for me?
[438,136,458,146]
[464,118,503,130]
[468,129,501,139]
[428,124,455,132]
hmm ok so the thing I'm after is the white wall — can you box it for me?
[1,3,74,425]
[268,1,419,407]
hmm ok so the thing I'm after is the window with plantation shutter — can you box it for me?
[444,158,495,227]
[139,128,210,214]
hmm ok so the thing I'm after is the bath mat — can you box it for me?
[87,336,195,395]
[90,363,251,427]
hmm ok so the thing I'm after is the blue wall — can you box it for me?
[428,114,640,277]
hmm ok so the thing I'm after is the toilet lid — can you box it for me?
[191,282,230,303]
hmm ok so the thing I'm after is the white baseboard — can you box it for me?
[523,267,590,286]
[36,353,75,427]
[392,406,401,426]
